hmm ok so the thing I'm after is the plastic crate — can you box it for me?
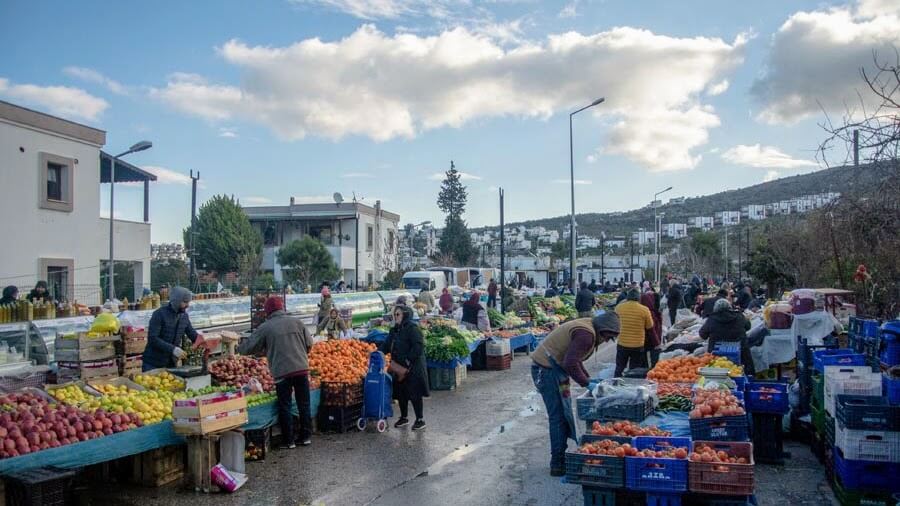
[751,413,786,465]
[688,441,755,496]
[833,446,900,493]
[831,473,895,506]
[690,415,750,442]
[881,340,899,367]
[835,420,900,462]
[317,403,363,433]
[580,434,634,446]
[744,380,788,414]
[824,369,882,416]
[565,451,625,488]
[811,373,824,410]
[624,436,690,493]
[696,495,757,506]
[713,343,741,365]
[814,349,865,373]
[577,394,654,423]
[885,371,900,405]
[582,487,615,506]
[835,394,900,431]
[811,403,825,435]
[428,364,465,391]
[244,428,270,461]
[5,467,77,506]
[486,353,512,370]
[647,493,682,506]
[321,381,364,407]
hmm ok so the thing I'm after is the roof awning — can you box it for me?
[100,151,157,183]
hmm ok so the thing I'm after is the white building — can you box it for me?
[714,211,741,227]
[0,101,155,304]
[793,197,815,213]
[605,237,627,249]
[687,216,714,231]
[741,205,766,221]
[662,223,688,239]
[577,236,601,249]
[244,199,399,289]
[668,196,685,205]
[631,230,658,245]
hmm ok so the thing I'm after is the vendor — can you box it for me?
[239,296,315,448]
[460,292,490,332]
[700,289,728,318]
[316,286,332,324]
[699,299,755,375]
[416,286,435,311]
[614,288,654,376]
[0,286,18,305]
[531,313,620,476]
[26,281,53,303]
[438,287,453,314]
[143,286,201,371]
[317,307,348,339]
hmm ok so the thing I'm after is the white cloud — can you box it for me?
[763,170,780,182]
[218,127,239,138]
[0,77,108,122]
[553,179,592,185]
[429,171,482,181]
[242,196,273,205]
[752,0,900,124]
[721,144,817,169]
[142,166,193,185]
[707,79,729,96]
[586,153,597,163]
[341,172,375,178]
[63,66,128,95]
[290,0,459,19]
[152,25,745,172]
[559,2,578,19]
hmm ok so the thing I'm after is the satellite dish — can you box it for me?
[333,192,344,204]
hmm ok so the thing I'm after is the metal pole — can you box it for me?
[724,224,729,281]
[108,156,116,301]
[499,188,505,309]
[569,113,576,293]
[600,234,605,284]
[853,129,859,167]
[189,171,199,290]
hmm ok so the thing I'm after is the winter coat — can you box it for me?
[317,297,333,322]
[575,288,595,313]
[380,321,429,399]
[239,310,315,379]
[700,296,723,318]
[699,309,755,375]
[640,291,663,349]
[316,316,348,338]
[144,303,199,369]
[439,292,453,313]
[417,291,435,310]
[667,285,684,309]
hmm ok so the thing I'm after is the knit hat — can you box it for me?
[626,287,641,301]
[713,298,732,313]
[592,311,620,335]
[264,296,284,316]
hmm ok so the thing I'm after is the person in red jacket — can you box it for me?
[487,279,498,309]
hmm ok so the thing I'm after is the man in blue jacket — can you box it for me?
[143,286,200,371]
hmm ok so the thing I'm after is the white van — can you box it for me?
[401,271,447,298]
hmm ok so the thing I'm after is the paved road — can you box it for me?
[97,352,838,506]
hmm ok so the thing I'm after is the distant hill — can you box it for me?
[477,163,884,238]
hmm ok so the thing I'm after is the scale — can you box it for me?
[168,361,211,391]
[697,367,737,389]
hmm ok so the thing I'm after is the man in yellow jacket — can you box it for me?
[614,287,654,376]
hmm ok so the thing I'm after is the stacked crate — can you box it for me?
[54,333,119,382]
[486,339,511,370]
[118,326,148,377]
[318,381,363,433]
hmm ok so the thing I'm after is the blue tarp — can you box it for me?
[642,411,691,438]
[509,333,536,352]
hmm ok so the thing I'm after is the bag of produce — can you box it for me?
[90,312,120,334]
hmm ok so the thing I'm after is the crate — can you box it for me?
[172,391,248,435]
[486,353,512,370]
[120,355,143,377]
[881,340,900,367]
[565,451,625,488]
[56,359,119,382]
[695,494,757,506]
[825,413,835,448]
[751,413,786,465]
[811,373,824,410]
[321,381,364,407]
[831,473,894,506]
[885,371,900,405]
[130,445,185,487]
[624,436,690,493]
[712,343,741,365]
[835,394,900,431]
[835,420,900,462]
[318,403,362,433]
[0,369,49,392]
[824,369,882,416]
[244,428,270,461]
[428,364,465,391]
[833,446,900,492]
[814,350,865,373]
[580,434,634,446]
[119,337,148,355]
[647,493,682,506]
[581,487,615,506]
[690,415,749,442]
[688,441,754,496]
[744,380,788,414]
[5,467,77,506]
[811,403,825,435]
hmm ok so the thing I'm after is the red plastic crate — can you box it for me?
[688,441,755,496]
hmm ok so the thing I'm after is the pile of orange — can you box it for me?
[647,353,715,383]
[308,339,377,384]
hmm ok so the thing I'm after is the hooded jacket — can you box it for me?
[144,287,198,369]
[699,309,755,375]
[575,288,595,313]
[239,309,315,379]
[380,306,429,398]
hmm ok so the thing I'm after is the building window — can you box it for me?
[39,258,74,303]
[310,225,333,245]
[39,152,74,212]
[366,271,374,287]
[366,225,374,251]
[388,230,395,252]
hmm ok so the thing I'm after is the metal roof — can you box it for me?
[100,151,157,183]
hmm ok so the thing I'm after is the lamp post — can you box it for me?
[108,141,152,302]
[653,186,672,284]
[569,97,605,292]
[638,227,645,281]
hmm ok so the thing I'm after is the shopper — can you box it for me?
[699,299,755,375]
[667,281,684,326]
[460,292,491,331]
[640,289,663,367]
[26,281,52,303]
[316,286,332,325]
[735,285,753,311]
[588,279,598,292]
[239,296,315,448]
[575,282,595,317]
[487,279,498,309]
[316,307,348,339]
[438,287,453,314]
[144,286,200,371]
[0,286,18,305]
[380,305,428,430]
[701,289,729,318]
[532,312,620,476]
[416,286,435,311]
[544,285,558,297]
[614,288,654,376]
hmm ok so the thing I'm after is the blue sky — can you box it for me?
[2,0,898,243]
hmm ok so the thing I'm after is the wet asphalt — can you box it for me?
[92,351,838,506]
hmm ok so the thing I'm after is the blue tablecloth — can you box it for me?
[509,333,536,353]
[244,388,321,431]
[426,340,483,369]
[0,421,186,476]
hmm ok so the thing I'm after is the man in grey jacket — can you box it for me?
[238,296,315,449]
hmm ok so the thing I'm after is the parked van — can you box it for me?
[427,267,473,289]
[401,271,447,298]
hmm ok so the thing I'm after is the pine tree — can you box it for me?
[436,161,474,265]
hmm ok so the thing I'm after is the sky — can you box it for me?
[2,0,899,243]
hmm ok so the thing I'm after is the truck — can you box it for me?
[401,271,447,298]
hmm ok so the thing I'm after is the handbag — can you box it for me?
[387,338,409,382]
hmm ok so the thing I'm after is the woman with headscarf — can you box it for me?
[143,286,201,371]
[640,289,663,367]
[461,292,490,332]
[438,287,453,314]
[0,286,18,306]
[316,286,333,325]
[316,307,348,339]
[380,305,428,430]
[27,281,53,303]
[699,298,755,375]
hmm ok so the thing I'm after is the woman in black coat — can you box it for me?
[380,305,429,431]
[699,299,755,375]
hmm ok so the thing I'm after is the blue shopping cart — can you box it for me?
[357,351,393,432]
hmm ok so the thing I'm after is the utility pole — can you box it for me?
[499,188,505,310]
[629,237,635,283]
[189,171,200,291]
[600,232,605,284]
[723,223,729,281]
[853,129,859,167]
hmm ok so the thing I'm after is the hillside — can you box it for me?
[480,163,884,238]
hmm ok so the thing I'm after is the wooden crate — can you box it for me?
[186,435,219,493]
[173,392,248,435]
[130,446,185,487]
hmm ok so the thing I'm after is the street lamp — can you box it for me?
[638,227,645,281]
[653,186,673,284]
[108,141,152,302]
[407,220,431,269]
[569,97,605,292]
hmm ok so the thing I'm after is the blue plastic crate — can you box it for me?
[833,446,900,493]
[647,493,682,506]
[744,380,789,414]
[862,319,881,338]
[713,343,741,365]
[732,376,747,392]
[880,334,899,367]
[835,394,900,431]
[624,436,690,493]
[690,415,750,442]
[814,349,865,373]
[884,372,900,406]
